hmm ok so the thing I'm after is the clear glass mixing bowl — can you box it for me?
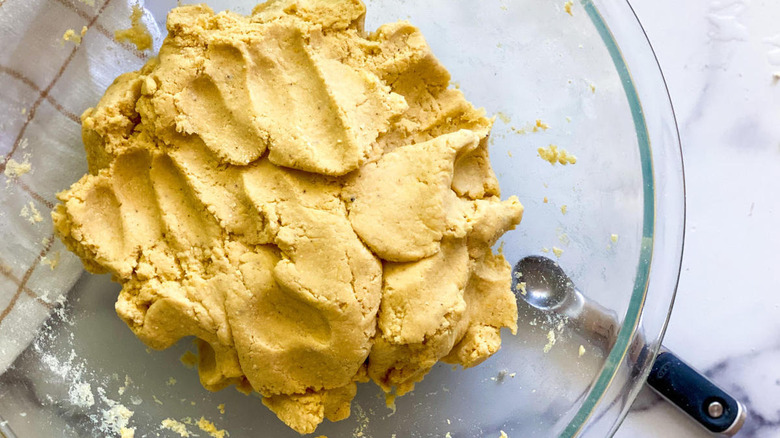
[0,0,684,436]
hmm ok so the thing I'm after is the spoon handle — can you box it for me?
[0,414,18,438]
[647,349,746,436]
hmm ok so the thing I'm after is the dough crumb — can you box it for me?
[516,281,527,296]
[543,197,549,203]
[20,201,43,224]
[352,405,369,438]
[166,377,177,386]
[4,157,31,179]
[217,403,225,414]
[532,119,549,132]
[197,417,229,438]
[500,431,509,438]
[64,26,87,45]
[564,0,574,16]
[611,233,619,243]
[552,246,564,258]
[578,345,586,357]
[496,112,512,123]
[543,330,557,353]
[79,0,95,6]
[511,119,549,135]
[180,351,198,368]
[538,145,577,166]
[541,247,550,253]
[385,393,397,415]
[590,83,597,93]
[118,375,132,395]
[102,404,134,435]
[115,5,152,51]
[41,251,61,270]
[161,418,190,437]
[120,427,135,438]
[560,204,567,215]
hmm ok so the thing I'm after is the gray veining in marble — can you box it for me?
[618,0,780,436]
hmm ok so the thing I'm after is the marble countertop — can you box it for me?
[617,0,780,437]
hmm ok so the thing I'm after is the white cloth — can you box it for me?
[0,0,162,373]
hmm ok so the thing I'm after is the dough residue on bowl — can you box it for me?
[537,144,577,165]
[53,0,523,433]
[4,156,31,180]
[62,26,87,46]
[114,5,152,51]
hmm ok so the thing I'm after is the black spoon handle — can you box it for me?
[647,349,746,436]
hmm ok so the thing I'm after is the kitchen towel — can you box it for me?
[0,0,162,374]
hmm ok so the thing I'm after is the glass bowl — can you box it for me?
[0,0,684,436]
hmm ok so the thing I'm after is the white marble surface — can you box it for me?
[617,0,780,437]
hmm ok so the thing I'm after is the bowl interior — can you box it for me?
[0,0,681,437]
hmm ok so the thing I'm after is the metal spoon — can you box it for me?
[513,255,746,436]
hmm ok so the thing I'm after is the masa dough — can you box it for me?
[53,0,523,434]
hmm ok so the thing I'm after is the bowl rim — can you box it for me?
[561,0,686,436]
